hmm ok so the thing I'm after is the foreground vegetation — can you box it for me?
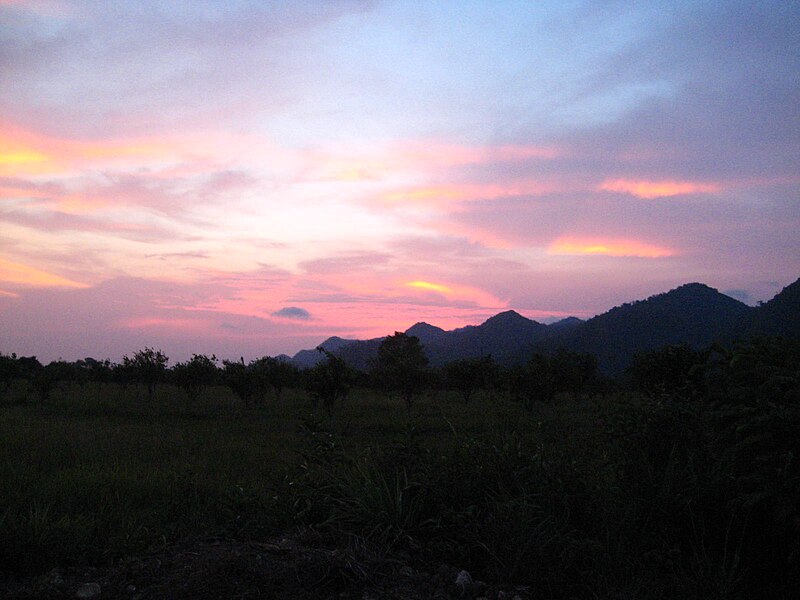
[1,338,798,599]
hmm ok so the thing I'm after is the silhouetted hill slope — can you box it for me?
[548,283,752,374]
[423,310,548,366]
[288,279,798,375]
[326,311,549,369]
[547,316,584,331]
[404,322,446,345]
[747,277,800,338]
[335,337,385,372]
[291,336,357,369]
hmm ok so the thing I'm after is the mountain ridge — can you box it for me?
[288,278,800,374]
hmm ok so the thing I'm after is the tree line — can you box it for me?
[3,332,797,419]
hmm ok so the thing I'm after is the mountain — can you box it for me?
[547,283,752,374]
[290,336,357,369]
[746,278,800,338]
[423,310,548,366]
[404,322,447,345]
[545,316,584,331]
[335,337,385,372]
[286,279,798,375]
[319,310,549,370]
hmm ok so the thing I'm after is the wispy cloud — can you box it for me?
[598,178,721,198]
[547,238,676,258]
[0,257,88,288]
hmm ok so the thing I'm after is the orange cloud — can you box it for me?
[0,122,182,177]
[0,122,293,180]
[547,238,675,258]
[403,279,503,308]
[0,258,89,288]
[599,178,721,198]
[406,280,452,294]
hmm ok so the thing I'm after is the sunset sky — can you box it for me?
[1,1,798,363]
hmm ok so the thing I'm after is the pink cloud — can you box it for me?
[381,180,569,208]
[599,178,722,198]
[547,237,676,258]
[0,257,88,288]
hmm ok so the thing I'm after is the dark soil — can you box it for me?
[2,533,533,600]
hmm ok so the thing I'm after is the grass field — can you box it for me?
[0,384,528,570]
[1,381,798,599]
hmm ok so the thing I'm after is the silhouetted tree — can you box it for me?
[511,353,556,408]
[222,358,256,408]
[15,355,42,380]
[266,358,299,401]
[33,360,74,402]
[171,354,218,404]
[0,352,20,401]
[305,348,352,422]
[75,357,113,388]
[122,347,168,402]
[549,349,599,399]
[443,356,497,404]
[628,344,704,398]
[374,332,428,416]
[247,357,275,405]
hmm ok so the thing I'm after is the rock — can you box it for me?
[453,570,474,596]
[454,570,473,587]
[75,582,101,598]
[399,565,416,578]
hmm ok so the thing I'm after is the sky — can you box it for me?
[1,0,799,364]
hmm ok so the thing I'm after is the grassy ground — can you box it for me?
[1,382,797,599]
[0,384,527,573]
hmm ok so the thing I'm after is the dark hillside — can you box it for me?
[424,310,548,366]
[286,279,798,374]
[747,277,800,338]
[404,322,447,345]
[548,283,752,374]
[291,336,356,369]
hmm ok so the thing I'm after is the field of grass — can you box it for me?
[0,385,524,569]
[1,381,798,599]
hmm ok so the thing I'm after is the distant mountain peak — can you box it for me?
[405,322,446,344]
[405,322,445,334]
[318,336,354,350]
[770,277,800,302]
[290,336,357,369]
[671,282,720,295]
[286,277,798,374]
[482,310,533,326]
[548,316,583,329]
[748,277,800,337]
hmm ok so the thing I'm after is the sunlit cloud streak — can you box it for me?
[0,257,88,288]
[599,178,722,198]
[547,238,676,259]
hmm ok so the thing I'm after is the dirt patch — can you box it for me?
[3,533,533,599]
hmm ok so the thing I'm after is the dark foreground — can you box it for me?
[2,339,799,600]
[5,533,535,600]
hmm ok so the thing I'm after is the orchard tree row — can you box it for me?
[2,333,798,418]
